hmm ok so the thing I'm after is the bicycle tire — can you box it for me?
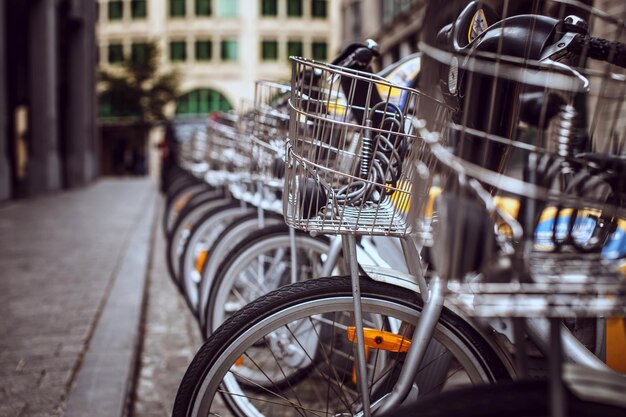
[379,378,626,417]
[173,276,510,417]
[163,182,216,235]
[197,212,284,332]
[204,224,333,336]
[165,194,230,283]
[178,203,253,314]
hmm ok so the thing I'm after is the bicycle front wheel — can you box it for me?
[173,276,510,417]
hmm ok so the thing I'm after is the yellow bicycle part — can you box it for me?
[196,249,209,274]
[346,326,412,353]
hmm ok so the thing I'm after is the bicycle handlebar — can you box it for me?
[569,34,626,68]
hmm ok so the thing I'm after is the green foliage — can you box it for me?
[98,41,180,123]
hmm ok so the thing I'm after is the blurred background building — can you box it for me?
[342,0,425,68]
[0,0,98,201]
[96,0,342,176]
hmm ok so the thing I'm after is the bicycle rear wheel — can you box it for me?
[173,276,510,417]
[378,378,626,417]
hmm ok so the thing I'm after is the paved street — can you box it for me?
[131,203,203,417]
[0,179,156,417]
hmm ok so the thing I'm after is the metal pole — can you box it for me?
[289,226,298,284]
[373,276,446,415]
[345,234,371,417]
[549,318,566,417]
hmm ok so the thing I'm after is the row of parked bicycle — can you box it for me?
[158,1,626,416]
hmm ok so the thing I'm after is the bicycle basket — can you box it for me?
[230,81,291,211]
[284,57,451,236]
[420,0,626,317]
[205,112,253,187]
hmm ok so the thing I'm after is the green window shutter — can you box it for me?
[170,0,186,17]
[176,89,232,115]
[311,0,327,18]
[287,0,303,17]
[131,0,147,19]
[108,1,123,20]
[196,0,211,16]
[170,41,187,61]
[261,0,278,16]
[221,39,238,61]
[287,40,303,58]
[177,97,189,114]
[108,44,124,64]
[195,40,212,61]
[131,43,148,64]
[312,41,327,61]
[218,0,238,17]
[261,40,278,61]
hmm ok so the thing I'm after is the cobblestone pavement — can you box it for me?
[131,201,203,417]
[0,179,155,417]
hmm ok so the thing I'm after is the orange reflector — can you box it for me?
[196,249,208,273]
[174,192,193,214]
[352,346,369,385]
[606,318,626,373]
[347,327,411,353]
[235,356,244,367]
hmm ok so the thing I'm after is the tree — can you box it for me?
[98,41,180,123]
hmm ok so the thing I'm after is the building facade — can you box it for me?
[96,0,342,114]
[0,0,98,201]
[342,0,425,69]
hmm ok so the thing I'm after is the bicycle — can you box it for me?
[381,0,626,415]
[171,44,515,417]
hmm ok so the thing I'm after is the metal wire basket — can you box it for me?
[284,57,451,236]
[420,0,626,317]
[230,81,291,212]
[204,112,253,187]
[177,120,210,176]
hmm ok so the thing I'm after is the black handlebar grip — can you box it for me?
[571,35,626,68]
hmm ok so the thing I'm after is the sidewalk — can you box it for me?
[0,178,157,417]
[131,203,202,417]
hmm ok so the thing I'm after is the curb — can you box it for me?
[63,186,158,417]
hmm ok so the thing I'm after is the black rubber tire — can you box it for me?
[165,193,228,283]
[379,378,626,417]
[173,276,511,417]
[177,202,251,312]
[196,211,284,332]
[203,223,331,335]
[163,181,212,235]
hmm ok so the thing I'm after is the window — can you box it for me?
[311,0,327,18]
[170,0,186,17]
[287,0,303,17]
[221,39,238,61]
[381,0,415,24]
[312,41,327,61]
[131,0,147,18]
[131,42,149,64]
[176,89,232,115]
[218,0,238,17]
[261,0,278,16]
[108,0,123,20]
[108,44,124,64]
[195,40,212,61]
[261,40,278,60]
[351,2,362,40]
[170,41,187,61]
[196,0,211,16]
[287,40,303,58]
